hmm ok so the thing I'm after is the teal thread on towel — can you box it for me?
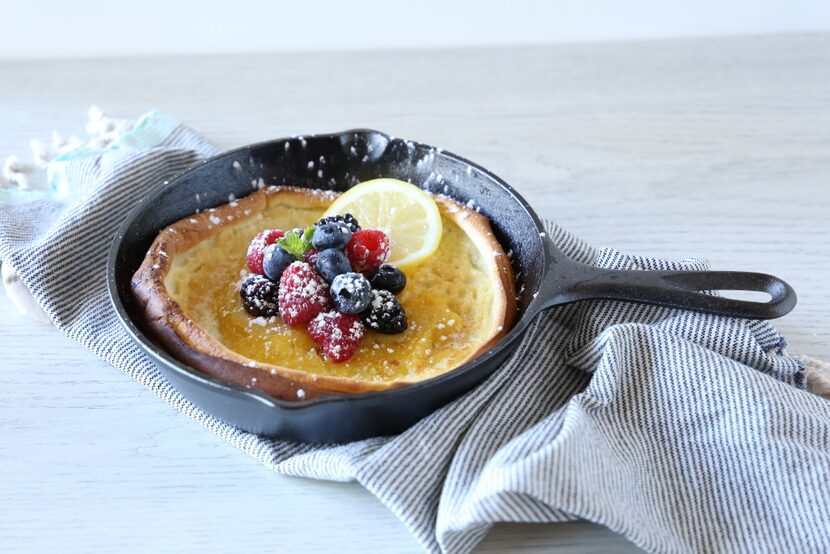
[48,110,181,200]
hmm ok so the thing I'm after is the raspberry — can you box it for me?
[303,248,320,266]
[277,261,331,326]
[246,229,285,275]
[307,310,364,363]
[345,229,390,272]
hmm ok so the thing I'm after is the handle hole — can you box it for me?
[706,290,772,303]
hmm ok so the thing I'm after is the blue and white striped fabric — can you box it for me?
[2,117,829,553]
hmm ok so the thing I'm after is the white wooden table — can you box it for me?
[1,33,828,553]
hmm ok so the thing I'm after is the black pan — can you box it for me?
[107,129,796,443]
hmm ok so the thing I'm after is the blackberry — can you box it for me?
[367,264,406,294]
[316,213,360,233]
[240,274,279,317]
[361,289,407,334]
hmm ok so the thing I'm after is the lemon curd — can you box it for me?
[165,196,504,386]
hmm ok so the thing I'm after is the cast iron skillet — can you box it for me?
[107,129,797,443]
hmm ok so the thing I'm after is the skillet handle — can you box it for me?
[541,254,797,320]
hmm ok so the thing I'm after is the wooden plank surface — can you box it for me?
[0,33,828,553]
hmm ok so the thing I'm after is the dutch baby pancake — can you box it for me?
[131,180,516,401]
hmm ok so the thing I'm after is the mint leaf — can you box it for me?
[277,232,304,259]
[277,225,316,260]
[302,225,315,246]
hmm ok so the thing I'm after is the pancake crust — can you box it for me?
[131,186,516,401]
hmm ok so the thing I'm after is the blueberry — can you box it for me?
[262,244,295,282]
[361,289,407,334]
[367,265,406,294]
[315,248,352,283]
[330,272,372,314]
[312,222,352,250]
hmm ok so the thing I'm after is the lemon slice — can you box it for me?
[324,178,443,268]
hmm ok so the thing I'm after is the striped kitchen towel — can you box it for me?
[1,112,829,554]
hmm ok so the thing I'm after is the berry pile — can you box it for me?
[240,213,408,363]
